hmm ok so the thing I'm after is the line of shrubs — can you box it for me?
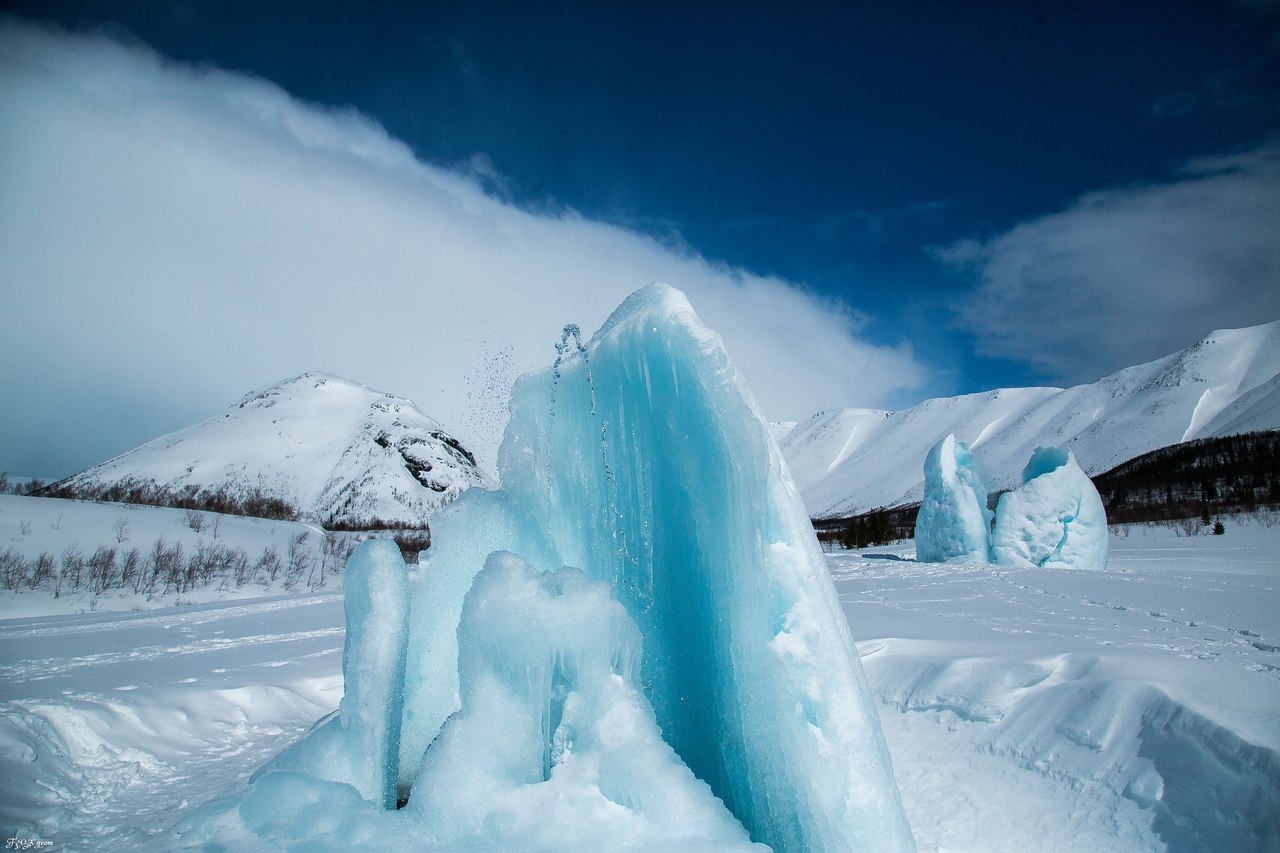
[36,476,301,522]
[0,529,356,602]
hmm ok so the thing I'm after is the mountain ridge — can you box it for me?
[777,321,1280,518]
[52,372,494,527]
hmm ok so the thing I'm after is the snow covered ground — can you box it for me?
[1,519,1277,850]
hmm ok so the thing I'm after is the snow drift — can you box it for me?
[182,284,914,851]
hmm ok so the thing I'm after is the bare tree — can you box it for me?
[112,518,130,544]
[184,509,207,534]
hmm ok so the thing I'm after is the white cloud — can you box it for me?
[0,20,927,476]
[942,140,1280,385]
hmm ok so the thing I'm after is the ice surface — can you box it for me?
[397,487,559,785]
[490,284,913,850]
[914,433,992,562]
[259,539,409,807]
[992,447,1108,570]
[407,551,760,850]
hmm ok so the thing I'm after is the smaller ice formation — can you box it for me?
[406,551,760,850]
[992,447,1108,570]
[914,433,992,562]
[255,539,409,808]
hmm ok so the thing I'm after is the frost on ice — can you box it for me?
[914,433,992,562]
[181,284,913,851]
[992,447,1108,570]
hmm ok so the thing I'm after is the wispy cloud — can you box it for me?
[938,140,1280,385]
[0,20,929,476]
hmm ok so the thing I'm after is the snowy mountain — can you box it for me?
[52,372,493,527]
[778,321,1280,518]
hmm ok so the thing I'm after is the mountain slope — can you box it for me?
[53,372,493,527]
[778,321,1280,518]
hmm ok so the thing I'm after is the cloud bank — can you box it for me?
[0,21,927,476]
[942,141,1280,386]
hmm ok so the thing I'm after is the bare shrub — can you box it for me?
[112,518,130,543]
[0,548,27,590]
[1172,517,1202,537]
[256,546,282,584]
[321,533,356,577]
[284,532,311,592]
[87,546,118,594]
[119,548,140,591]
[60,544,84,591]
[31,553,55,589]
[184,509,207,534]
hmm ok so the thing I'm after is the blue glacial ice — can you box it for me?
[252,538,409,808]
[180,284,914,851]
[992,447,1109,570]
[406,550,761,849]
[913,433,992,562]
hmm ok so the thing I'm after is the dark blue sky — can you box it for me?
[11,0,1280,393]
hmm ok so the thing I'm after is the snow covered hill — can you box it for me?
[50,372,494,528]
[777,321,1280,518]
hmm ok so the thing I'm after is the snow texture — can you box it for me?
[914,433,992,562]
[258,539,408,808]
[992,447,1108,570]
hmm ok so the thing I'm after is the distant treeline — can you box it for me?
[7,475,432,561]
[814,429,1280,547]
[813,505,919,549]
[1092,430,1280,524]
[36,477,301,522]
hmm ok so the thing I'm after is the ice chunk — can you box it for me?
[397,487,560,786]
[992,447,1108,570]
[914,433,992,562]
[259,539,409,808]
[407,551,761,850]
[492,284,914,851]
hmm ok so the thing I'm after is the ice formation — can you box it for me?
[992,447,1108,570]
[182,284,914,851]
[914,433,992,562]
[256,539,409,808]
[407,551,760,849]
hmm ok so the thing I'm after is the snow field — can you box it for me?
[1,519,1276,849]
[834,517,1280,852]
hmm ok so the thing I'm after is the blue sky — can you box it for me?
[2,3,1279,476]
